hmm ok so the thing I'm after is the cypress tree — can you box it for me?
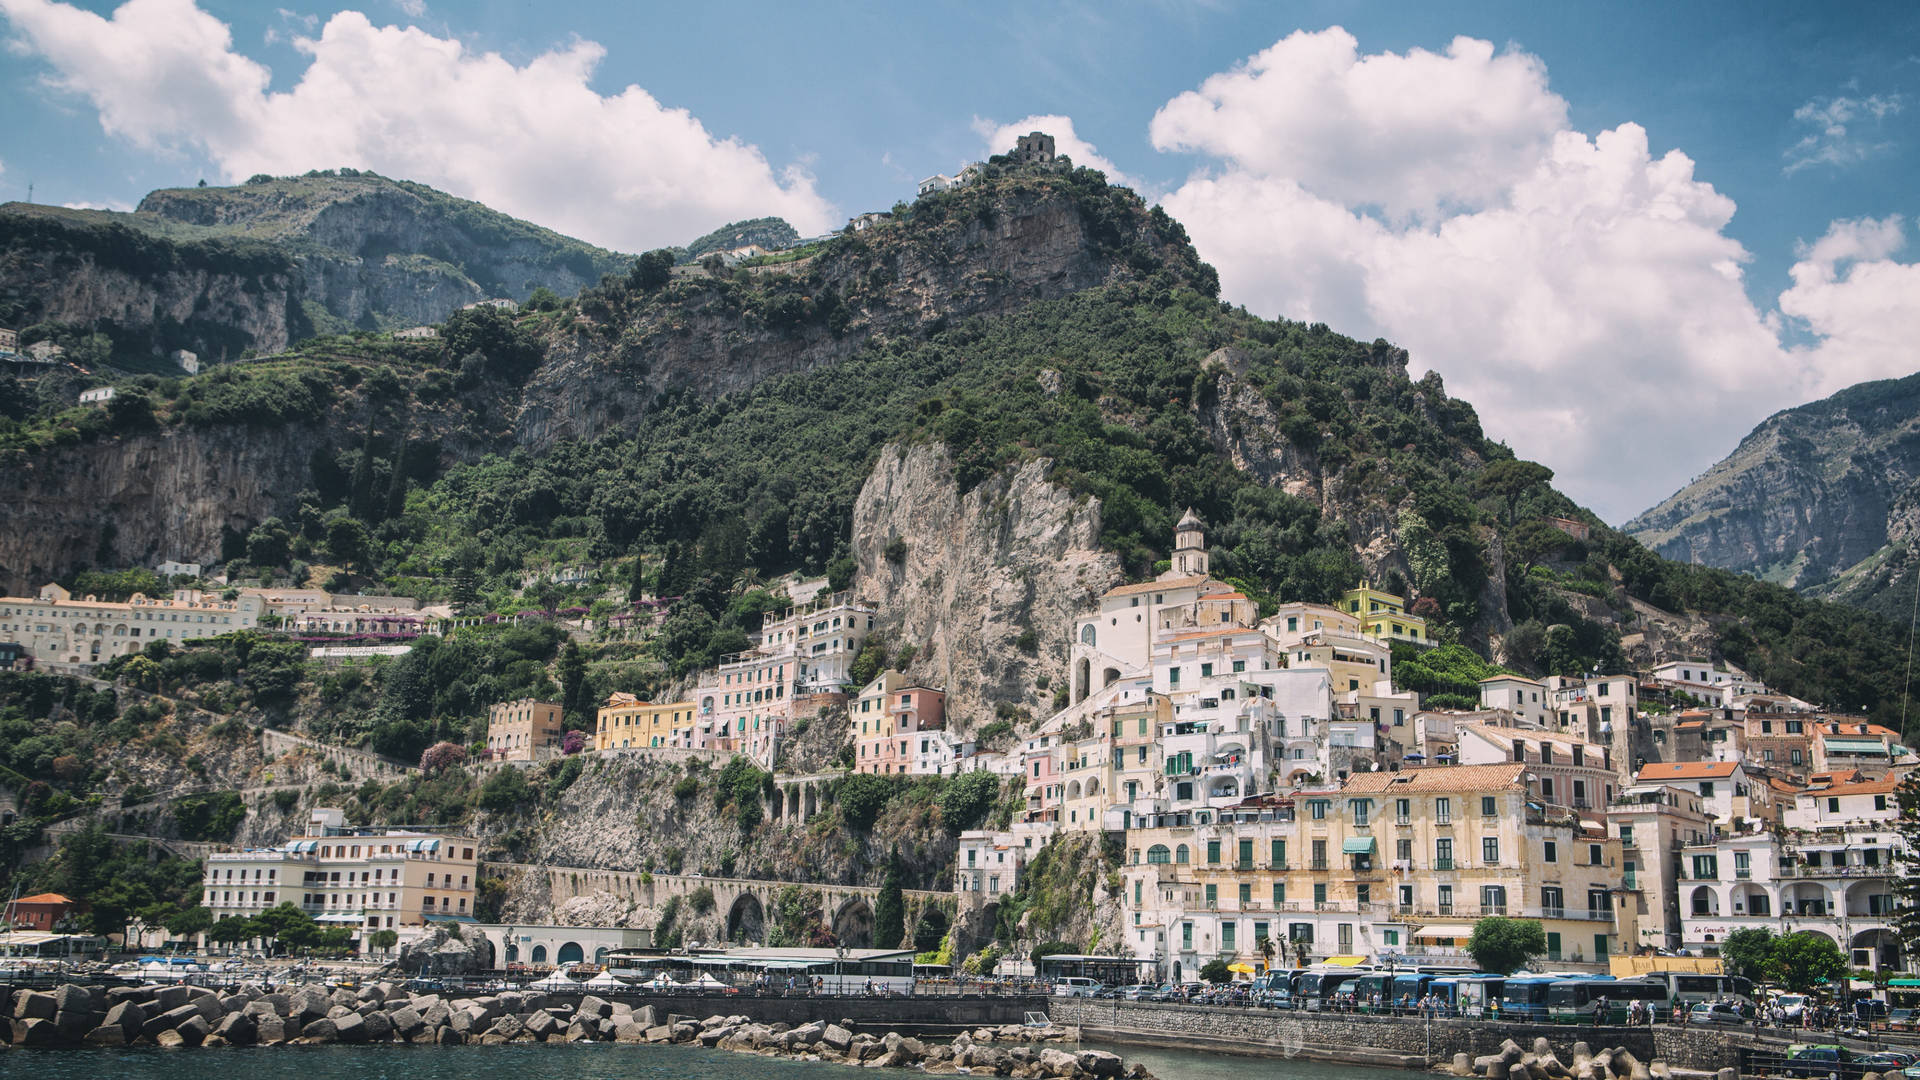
[873,844,906,950]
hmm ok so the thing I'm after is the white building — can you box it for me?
[155,560,203,578]
[1478,674,1552,728]
[78,386,115,405]
[0,583,263,669]
[171,349,199,374]
[201,809,480,947]
[393,326,439,340]
[954,830,1026,899]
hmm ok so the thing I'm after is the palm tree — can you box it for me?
[1259,935,1276,969]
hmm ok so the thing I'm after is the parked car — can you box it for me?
[1052,977,1101,998]
[1859,1051,1917,1070]
[1688,1001,1748,1028]
[1780,1044,1855,1077]
[1887,1007,1918,1032]
[1772,994,1809,1021]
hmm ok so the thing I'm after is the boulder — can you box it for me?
[420,1001,452,1029]
[822,1023,854,1051]
[153,986,191,1012]
[301,1017,339,1044]
[256,1016,289,1045]
[360,1009,393,1042]
[488,1014,525,1041]
[1040,1048,1081,1077]
[173,1014,211,1047]
[12,991,55,1021]
[644,1025,674,1043]
[564,1020,596,1043]
[1078,1049,1125,1077]
[51,984,91,1015]
[613,1022,647,1042]
[333,1012,369,1044]
[52,1008,94,1041]
[214,1011,258,1045]
[153,1028,188,1049]
[524,1010,559,1040]
[289,990,331,1025]
[105,986,150,1007]
[435,1026,465,1045]
[390,1006,426,1040]
[699,1024,737,1047]
[84,1024,128,1046]
[576,995,613,1020]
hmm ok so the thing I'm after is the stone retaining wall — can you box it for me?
[589,993,1042,1033]
[1049,1001,1744,1071]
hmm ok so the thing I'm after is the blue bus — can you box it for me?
[1447,975,1507,1018]
[1501,976,1560,1021]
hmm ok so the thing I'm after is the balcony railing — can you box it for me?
[1434,858,1455,870]
[1309,860,1329,871]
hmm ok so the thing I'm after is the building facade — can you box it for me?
[487,699,564,761]
[0,583,263,670]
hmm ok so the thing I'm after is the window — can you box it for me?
[1790,749,1803,765]
[1480,885,1507,914]
[1438,884,1453,912]
[1544,840,1557,863]
[1701,782,1716,797]
[1147,845,1171,864]
[1205,884,1217,906]
[1182,923,1193,950]
[1351,799,1371,826]
[1239,882,1252,905]
[1396,798,1411,824]
[1289,922,1313,944]
[1338,924,1353,950]
[1313,883,1327,908]
[1691,855,1718,880]
[1480,796,1497,817]
[1541,886,1564,914]
[1176,845,1189,864]
[1396,838,1412,862]
[1273,883,1286,906]
[1435,838,1454,869]
[1270,839,1287,868]
[1222,922,1236,949]
[1541,777,1555,801]
[1207,840,1222,865]
[1238,838,1254,867]
[1309,799,1329,820]
[1618,823,1634,846]
[1311,839,1327,869]
[1588,844,1603,866]
[1169,668,1180,686]
[1435,797,1452,823]
[1827,797,1840,813]
[1356,884,1370,905]
[1482,837,1500,865]
[1233,660,1246,673]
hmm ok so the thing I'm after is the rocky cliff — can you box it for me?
[1627,370,1920,615]
[0,172,629,361]
[850,442,1123,728]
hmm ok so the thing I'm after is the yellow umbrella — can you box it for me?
[1227,962,1257,974]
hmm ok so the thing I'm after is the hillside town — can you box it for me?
[27,509,1896,993]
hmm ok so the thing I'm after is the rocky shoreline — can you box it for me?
[5,981,1154,1079]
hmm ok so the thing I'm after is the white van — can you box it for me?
[1053,977,1101,998]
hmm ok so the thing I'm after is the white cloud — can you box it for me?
[392,0,425,18]
[61,198,137,211]
[1153,28,1920,523]
[972,113,1136,188]
[0,0,835,251]
[1785,93,1904,174]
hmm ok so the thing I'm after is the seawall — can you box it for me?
[1047,1000,1762,1071]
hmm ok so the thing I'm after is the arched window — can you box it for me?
[531,944,548,963]
[557,942,584,965]
[1148,845,1171,864]
[1175,844,1190,864]
[1081,624,1096,646]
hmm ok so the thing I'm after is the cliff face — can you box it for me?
[0,173,628,360]
[850,443,1123,728]
[1627,370,1920,610]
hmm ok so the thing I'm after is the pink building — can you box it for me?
[1023,732,1061,823]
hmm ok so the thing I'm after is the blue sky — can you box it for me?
[1,0,1916,522]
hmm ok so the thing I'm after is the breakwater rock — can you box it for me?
[6,981,1154,1079]
[1447,1037,1717,1080]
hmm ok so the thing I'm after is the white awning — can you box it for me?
[1412,924,1474,940]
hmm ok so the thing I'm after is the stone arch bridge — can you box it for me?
[494,862,947,948]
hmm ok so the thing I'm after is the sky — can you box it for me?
[1,1,1916,525]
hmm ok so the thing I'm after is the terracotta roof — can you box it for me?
[1766,776,1805,795]
[1343,762,1528,793]
[1636,761,1740,781]
[10,893,74,905]
[1805,776,1901,797]
[1459,722,1607,749]
[1816,722,1899,739]
[1810,769,1865,785]
[1675,710,1713,719]
[1105,575,1211,598]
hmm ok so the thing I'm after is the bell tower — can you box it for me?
[1171,507,1209,578]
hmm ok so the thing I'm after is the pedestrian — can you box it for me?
[1593,995,1607,1027]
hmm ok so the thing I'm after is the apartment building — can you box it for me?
[850,671,947,774]
[486,698,563,762]
[200,809,479,945]
[0,583,263,669]
[1121,763,1623,980]
[594,694,697,752]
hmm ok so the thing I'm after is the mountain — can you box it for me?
[682,217,801,260]
[0,170,631,366]
[1627,370,1920,619]
[0,155,1910,741]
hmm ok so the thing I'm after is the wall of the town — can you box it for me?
[1050,1000,1747,1071]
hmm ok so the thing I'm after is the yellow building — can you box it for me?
[487,699,563,762]
[1120,763,1624,977]
[1340,582,1428,645]
[595,693,697,751]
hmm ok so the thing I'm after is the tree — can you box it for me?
[1199,959,1233,984]
[1719,927,1777,983]
[325,516,372,568]
[939,770,999,834]
[558,641,587,723]
[1773,931,1848,993]
[629,249,675,291]
[478,765,532,813]
[837,772,893,830]
[1466,917,1545,974]
[419,741,468,777]
[1894,771,1920,957]
[164,905,214,940]
[873,845,906,949]
[208,915,261,945]
[368,928,400,956]
[1473,459,1555,525]
[245,517,293,568]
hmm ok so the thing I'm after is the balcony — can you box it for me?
[1269,861,1289,871]
[1309,860,1329,871]
[1434,858,1455,871]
